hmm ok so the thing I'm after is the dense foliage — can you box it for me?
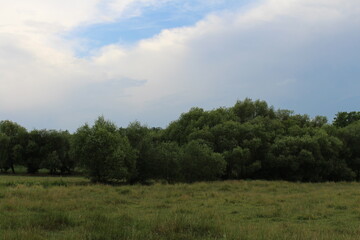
[1,99,359,183]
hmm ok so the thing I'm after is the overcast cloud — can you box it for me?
[0,0,359,131]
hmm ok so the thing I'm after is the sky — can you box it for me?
[0,0,360,131]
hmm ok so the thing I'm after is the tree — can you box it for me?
[311,116,328,128]
[265,130,354,182]
[232,98,275,123]
[72,117,136,183]
[334,112,360,128]
[338,121,360,180]
[124,121,157,183]
[180,140,226,182]
[41,151,61,174]
[0,120,27,173]
[39,130,73,174]
[265,135,322,181]
[151,142,182,183]
[25,135,42,174]
[223,146,261,179]
[0,133,10,172]
[187,127,214,148]
[211,121,242,153]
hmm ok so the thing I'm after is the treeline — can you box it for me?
[1,99,360,183]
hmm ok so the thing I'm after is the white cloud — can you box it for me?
[0,0,169,111]
[1,0,360,130]
[90,0,360,106]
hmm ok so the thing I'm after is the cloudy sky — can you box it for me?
[1,0,360,131]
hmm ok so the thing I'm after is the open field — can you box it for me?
[1,176,360,240]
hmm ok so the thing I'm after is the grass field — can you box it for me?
[1,176,360,240]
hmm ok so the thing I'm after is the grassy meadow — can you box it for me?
[0,176,360,240]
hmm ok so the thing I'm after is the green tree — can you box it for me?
[265,130,353,182]
[0,120,27,173]
[72,117,136,183]
[232,98,275,123]
[266,135,321,181]
[181,140,226,182]
[338,121,360,180]
[25,139,42,173]
[211,121,243,153]
[151,142,182,183]
[124,121,158,183]
[41,151,61,174]
[334,112,360,128]
[223,146,261,179]
[0,133,10,172]
[39,130,73,174]
[311,116,328,127]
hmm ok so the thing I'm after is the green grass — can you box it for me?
[1,176,360,239]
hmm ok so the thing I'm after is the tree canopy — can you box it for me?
[1,99,359,184]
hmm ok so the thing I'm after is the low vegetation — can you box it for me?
[1,176,360,240]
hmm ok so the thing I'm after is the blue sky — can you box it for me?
[67,0,253,55]
[0,0,359,131]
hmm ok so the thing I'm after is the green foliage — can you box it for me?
[0,133,10,172]
[25,137,42,173]
[338,121,360,180]
[164,107,236,145]
[232,98,275,123]
[181,140,226,182]
[0,120,27,173]
[150,141,182,183]
[1,99,360,183]
[211,121,242,152]
[25,129,73,174]
[311,115,328,127]
[41,151,61,174]
[266,130,354,181]
[334,111,360,127]
[223,146,260,179]
[72,116,136,183]
[124,121,158,182]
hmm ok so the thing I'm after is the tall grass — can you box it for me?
[1,176,360,239]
